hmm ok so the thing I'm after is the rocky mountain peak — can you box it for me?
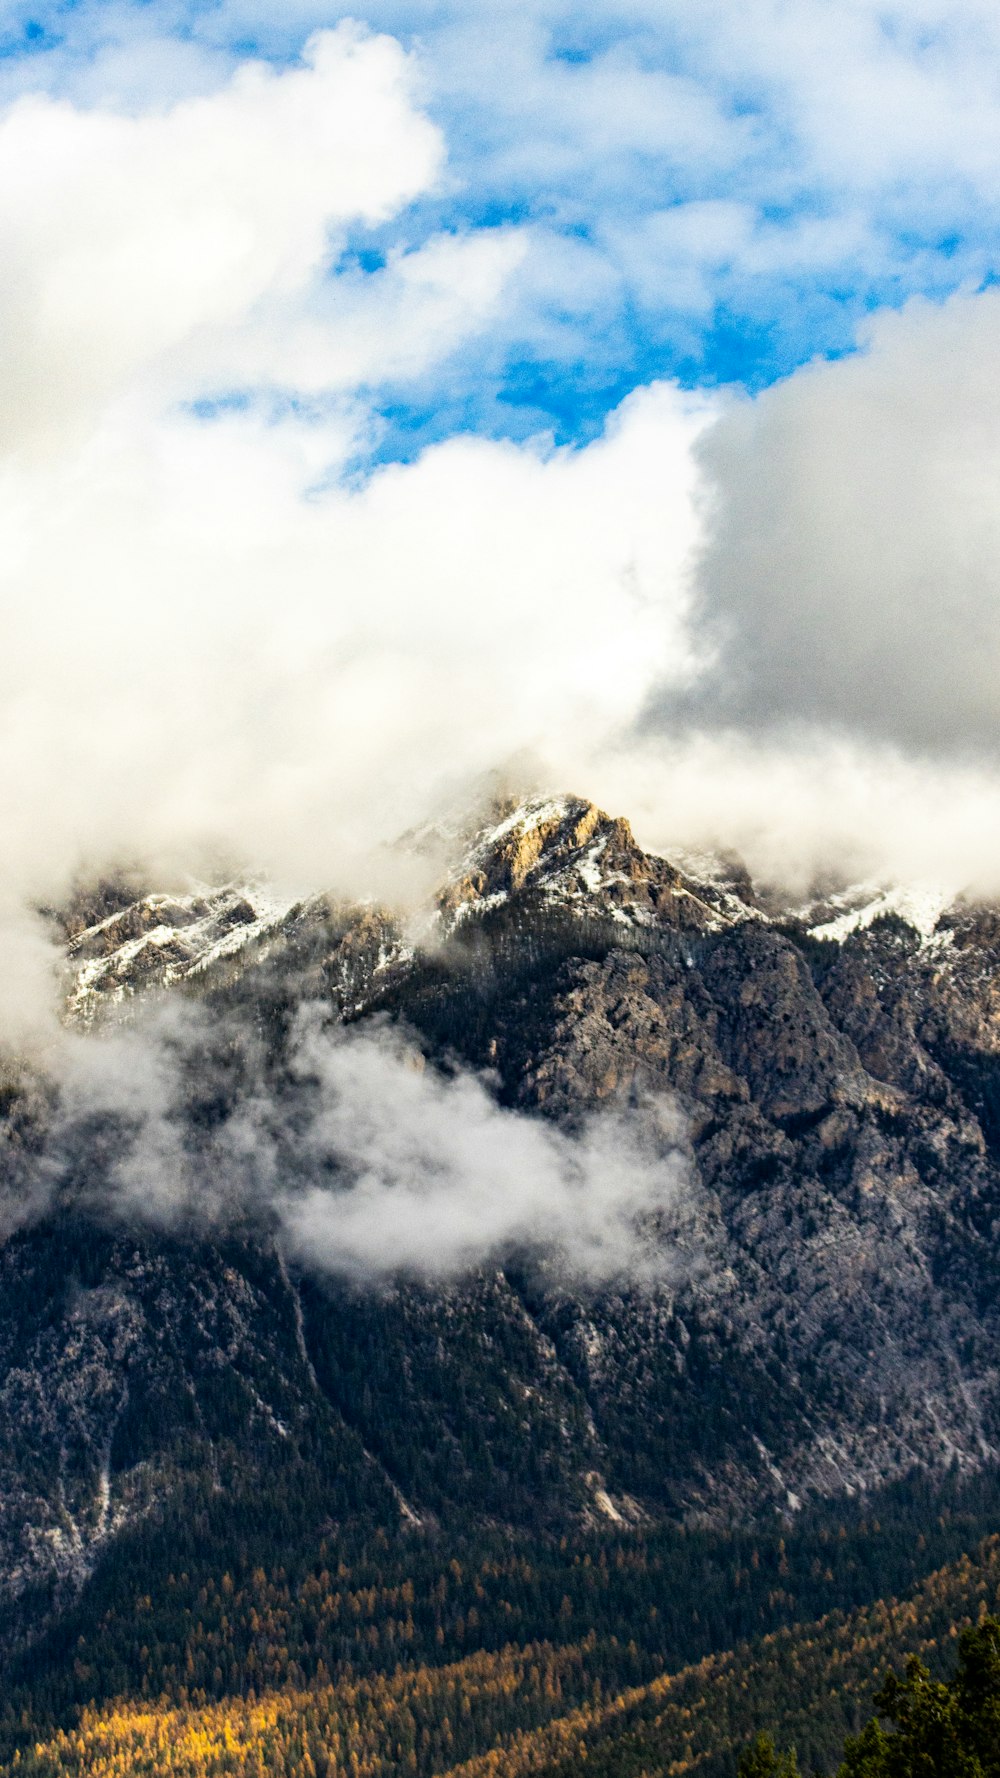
[5,786,1000,1643]
[435,792,758,935]
[60,791,745,1028]
[52,789,974,1038]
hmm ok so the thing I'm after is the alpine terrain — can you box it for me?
[3,792,1000,1773]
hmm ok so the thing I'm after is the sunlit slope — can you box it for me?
[443,1539,1000,1778]
[11,1536,1000,1778]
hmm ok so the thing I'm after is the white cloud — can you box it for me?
[4,0,1000,415]
[0,23,443,449]
[689,287,1000,754]
[706,0,1000,197]
[47,1004,696,1286]
[0,381,706,937]
[229,226,529,395]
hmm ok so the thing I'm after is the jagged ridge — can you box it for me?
[3,791,1000,1650]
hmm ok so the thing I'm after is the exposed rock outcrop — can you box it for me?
[4,790,1000,1641]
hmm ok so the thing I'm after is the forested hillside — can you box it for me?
[9,1519,1000,1777]
[6,1462,1000,1747]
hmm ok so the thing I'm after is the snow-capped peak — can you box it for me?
[802,882,954,946]
[65,879,311,1025]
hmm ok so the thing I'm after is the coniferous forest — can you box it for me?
[4,1456,1000,1776]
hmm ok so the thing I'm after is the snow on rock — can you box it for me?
[435,793,760,937]
[805,882,954,946]
[65,880,311,1026]
[57,791,972,1035]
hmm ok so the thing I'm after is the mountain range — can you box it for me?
[3,790,1000,1769]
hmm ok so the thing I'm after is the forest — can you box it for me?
[7,1537,1000,1776]
[5,1462,1000,1777]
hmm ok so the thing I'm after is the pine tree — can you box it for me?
[738,1731,800,1777]
[839,1616,1000,1776]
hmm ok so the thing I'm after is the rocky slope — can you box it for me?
[4,792,1000,1647]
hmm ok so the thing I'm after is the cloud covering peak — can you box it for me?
[0,4,1000,1039]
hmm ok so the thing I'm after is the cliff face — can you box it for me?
[3,792,1000,1645]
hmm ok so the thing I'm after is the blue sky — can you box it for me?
[1,0,999,459]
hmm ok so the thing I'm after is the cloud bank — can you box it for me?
[1,9,1000,1049]
[689,290,1000,754]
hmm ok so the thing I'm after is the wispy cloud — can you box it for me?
[42,1001,697,1287]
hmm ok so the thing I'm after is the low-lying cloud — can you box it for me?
[40,1003,696,1288]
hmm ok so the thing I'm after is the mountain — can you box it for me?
[4,790,1000,1684]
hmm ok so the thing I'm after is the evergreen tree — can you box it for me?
[839,1617,1000,1777]
[738,1732,800,1777]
